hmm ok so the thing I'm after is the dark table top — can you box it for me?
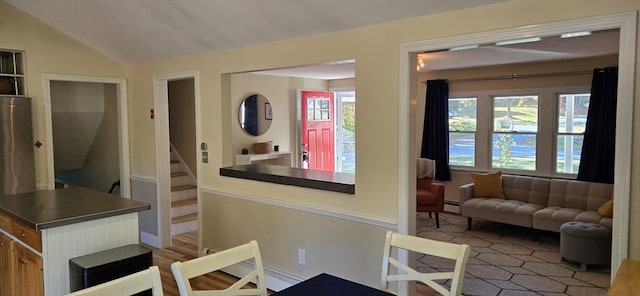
[0,187,150,230]
[220,164,355,194]
[273,273,394,296]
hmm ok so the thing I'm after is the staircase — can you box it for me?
[170,147,198,236]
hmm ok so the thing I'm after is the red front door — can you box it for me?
[301,90,335,171]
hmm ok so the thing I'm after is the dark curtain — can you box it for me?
[421,79,451,181]
[577,67,618,184]
[244,94,258,135]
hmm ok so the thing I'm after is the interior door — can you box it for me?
[301,90,335,171]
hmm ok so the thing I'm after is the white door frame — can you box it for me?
[153,71,201,248]
[42,74,131,198]
[398,11,636,288]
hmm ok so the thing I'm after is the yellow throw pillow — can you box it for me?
[598,200,613,218]
[471,171,504,198]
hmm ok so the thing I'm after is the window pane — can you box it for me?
[449,97,477,132]
[493,95,538,132]
[492,134,536,170]
[558,94,590,133]
[449,132,475,166]
[556,135,583,174]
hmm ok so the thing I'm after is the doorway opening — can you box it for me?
[399,13,636,283]
[43,74,130,197]
[153,71,200,248]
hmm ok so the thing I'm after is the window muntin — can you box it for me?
[307,98,331,121]
[491,95,538,171]
[556,93,590,174]
[448,97,477,166]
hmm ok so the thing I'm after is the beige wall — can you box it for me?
[201,191,388,287]
[0,1,126,187]
[123,0,640,286]
[124,0,640,285]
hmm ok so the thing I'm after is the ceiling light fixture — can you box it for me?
[449,45,479,51]
[495,37,541,46]
[561,31,592,38]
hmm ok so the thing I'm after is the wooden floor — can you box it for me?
[142,231,252,296]
[146,231,437,296]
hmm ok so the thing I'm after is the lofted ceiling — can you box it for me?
[5,0,508,64]
[5,1,619,80]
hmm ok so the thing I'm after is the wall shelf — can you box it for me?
[235,151,291,166]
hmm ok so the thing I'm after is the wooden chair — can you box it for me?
[381,230,471,296]
[171,240,267,296]
[65,266,163,296]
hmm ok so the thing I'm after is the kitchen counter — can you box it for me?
[0,187,150,295]
[0,187,150,230]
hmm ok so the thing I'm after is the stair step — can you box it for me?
[171,172,188,177]
[170,159,180,164]
[172,197,197,208]
[172,213,198,224]
[171,184,196,191]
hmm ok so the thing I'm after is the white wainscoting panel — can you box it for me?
[41,213,139,296]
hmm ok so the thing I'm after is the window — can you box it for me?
[307,98,331,121]
[448,97,477,166]
[491,95,538,171]
[0,50,25,96]
[335,91,356,174]
[556,93,589,174]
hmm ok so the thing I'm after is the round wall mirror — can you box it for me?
[239,94,272,136]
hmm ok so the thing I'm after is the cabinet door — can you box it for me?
[13,243,43,296]
[0,234,14,296]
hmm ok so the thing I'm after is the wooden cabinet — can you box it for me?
[0,233,14,295]
[0,213,43,296]
[13,243,43,296]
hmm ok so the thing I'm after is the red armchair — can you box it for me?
[417,177,445,228]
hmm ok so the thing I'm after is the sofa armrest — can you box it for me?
[459,183,475,204]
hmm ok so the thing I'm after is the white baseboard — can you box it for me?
[140,231,160,248]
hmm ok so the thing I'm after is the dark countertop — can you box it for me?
[220,164,355,194]
[0,187,150,230]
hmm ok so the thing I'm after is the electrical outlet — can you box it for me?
[298,248,306,265]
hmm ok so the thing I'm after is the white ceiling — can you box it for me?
[5,1,619,80]
[254,30,619,80]
[5,0,508,64]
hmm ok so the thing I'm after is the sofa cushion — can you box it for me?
[547,179,612,211]
[501,175,550,206]
[532,207,609,232]
[532,207,582,232]
[462,197,542,228]
[471,171,504,198]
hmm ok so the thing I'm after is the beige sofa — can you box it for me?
[460,174,613,232]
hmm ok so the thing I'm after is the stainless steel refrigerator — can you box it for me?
[0,96,35,195]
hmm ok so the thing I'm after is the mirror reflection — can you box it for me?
[239,94,272,136]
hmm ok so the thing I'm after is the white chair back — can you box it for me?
[65,266,163,296]
[171,240,267,296]
[381,230,470,296]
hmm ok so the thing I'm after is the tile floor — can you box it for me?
[416,212,611,296]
